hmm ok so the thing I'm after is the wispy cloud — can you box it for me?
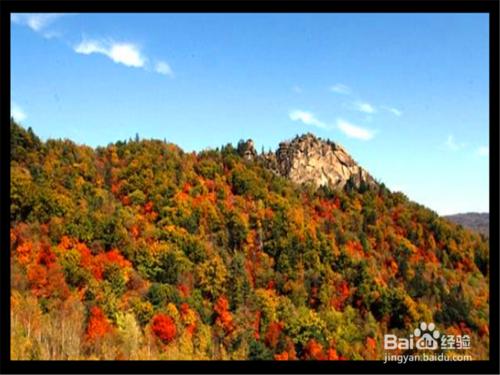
[155,61,174,77]
[352,101,376,114]
[382,106,402,117]
[330,83,352,95]
[330,83,351,95]
[11,13,64,32]
[337,118,375,141]
[292,85,302,94]
[11,13,69,38]
[289,111,375,140]
[74,39,146,68]
[477,145,489,157]
[445,135,465,151]
[289,110,329,129]
[329,85,401,118]
[11,102,27,122]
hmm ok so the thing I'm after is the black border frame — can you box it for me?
[1,1,498,374]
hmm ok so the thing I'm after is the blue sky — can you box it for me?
[11,13,489,215]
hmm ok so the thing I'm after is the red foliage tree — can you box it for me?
[130,225,140,238]
[365,336,377,359]
[152,314,177,344]
[345,240,364,258]
[58,235,73,250]
[214,296,234,334]
[104,249,131,268]
[265,321,284,349]
[331,280,350,311]
[79,247,131,280]
[16,241,33,265]
[274,351,289,360]
[38,242,56,266]
[177,284,190,298]
[27,263,48,296]
[326,347,339,360]
[45,263,70,300]
[86,306,112,341]
[144,201,154,214]
[253,311,261,340]
[304,339,325,360]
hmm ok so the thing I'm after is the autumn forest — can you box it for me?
[10,121,490,360]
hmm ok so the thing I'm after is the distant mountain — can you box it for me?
[445,213,489,237]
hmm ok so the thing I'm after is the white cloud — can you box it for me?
[477,145,489,157]
[337,118,375,141]
[108,43,146,67]
[74,39,173,76]
[352,101,376,114]
[74,40,106,55]
[445,135,465,151]
[289,110,328,129]
[11,102,27,122]
[330,83,351,95]
[382,106,402,117]
[11,13,69,38]
[155,61,174,77]
[74,39,146,68]
[288,111,375,140]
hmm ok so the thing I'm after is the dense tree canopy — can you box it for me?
[10,121,489,360]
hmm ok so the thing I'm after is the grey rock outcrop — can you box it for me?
[269,133,376,189]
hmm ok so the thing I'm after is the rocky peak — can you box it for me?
[273,133,376,189]
[237,139,257,161]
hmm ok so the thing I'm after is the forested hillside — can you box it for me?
[10,121,490,360]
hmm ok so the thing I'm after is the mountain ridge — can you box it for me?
[444,212,489,237]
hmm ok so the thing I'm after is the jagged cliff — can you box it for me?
[239,133,376,190]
